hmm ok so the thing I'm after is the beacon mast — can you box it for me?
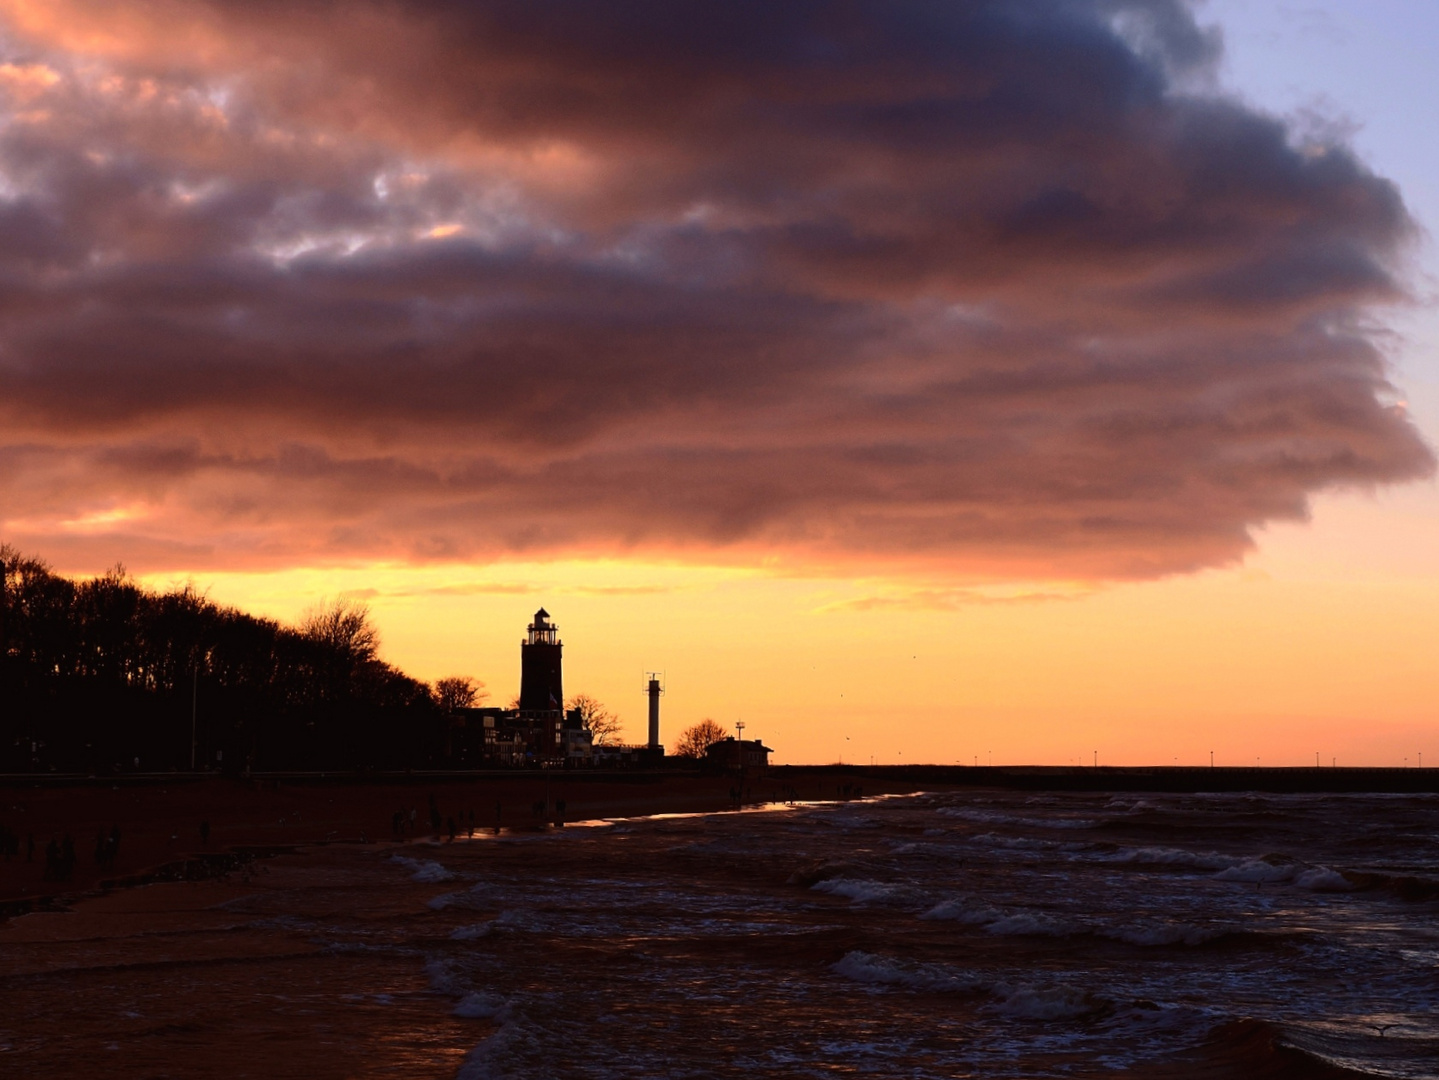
[645,671,664,749]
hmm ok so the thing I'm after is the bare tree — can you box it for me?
[434,675,487,712]
[299,597,379,663]
[673,717,728,758]
[568,693,623,745]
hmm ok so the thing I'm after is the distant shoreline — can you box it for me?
[777,763,1439,795]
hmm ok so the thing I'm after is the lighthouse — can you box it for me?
[519,608,564,716]
[645,672,664,749]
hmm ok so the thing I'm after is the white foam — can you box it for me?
[811,878,907,904]
[921,898,1077,936]
[451,922,494,940]
[1294,866,1357,892]
[424,958,464,995]
[990,981,1104,1020]
[831,950,980,992]
[1106,797,1161,812]
[983,911,1077,937]
[1213,859,1294,884]
[971,832,1072,851]
[484,908,545,933]
[453,992,507,1019]
[938,808,1097,830]
[391,855,456,883]
[921,898,1003,924]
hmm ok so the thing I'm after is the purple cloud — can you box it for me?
[0,0,1430,578]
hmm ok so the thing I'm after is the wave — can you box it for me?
[937,807,1098,830]
[1099,922,1227,947]
[924,897,1241,948]
[390,854,456,883]
[1294,867,1359,892]
[1097,845,1236,871]
[453,992,508,1020]
[1337,870,1439,902]
[451,922,494,940]
[424,957,465,995]
[920,897,1079,937]
[832,952,1107,1020]
[831,950,982,992]
[920,897,1006,926]
[984,911,1080,937]
[989,980,1107,1020]
[1079,845,1375,895]
[810,877,911,904]
[969,832,1080,852]
[1213,857,1300,884]
[1176,1019,1397,1079]
[787,860,863,888]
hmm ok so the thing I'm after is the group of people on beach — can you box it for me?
[389,800,491,841]
[93,825,122,869]
[1,822,122,883]
[387,795,574,842]
[0,824,25,861]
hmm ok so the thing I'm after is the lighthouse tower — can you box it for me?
[645,672,664,749]
[519,608,564,716]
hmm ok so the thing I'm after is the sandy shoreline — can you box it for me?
[0,771,894,909]
[0,771,909,1078]
[0,843,492,1078]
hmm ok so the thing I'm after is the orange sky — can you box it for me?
[130,482,1439,767]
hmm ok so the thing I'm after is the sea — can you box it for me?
[401,787,1439,1078]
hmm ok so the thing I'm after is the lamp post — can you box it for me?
[190,665,198,771]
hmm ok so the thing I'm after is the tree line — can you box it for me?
[0,544,739,774]
[0,546,445,773]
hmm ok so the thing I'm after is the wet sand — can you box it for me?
[0,771,897,1077]
[0,844,486,1078]
[0,772,869,906]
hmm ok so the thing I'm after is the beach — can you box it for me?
[5,783,1437,1077]
[0,772,851,907]
[0,771,900,1078]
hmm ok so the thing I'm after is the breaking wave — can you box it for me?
[391,855,456,883]
[810,877,911,905]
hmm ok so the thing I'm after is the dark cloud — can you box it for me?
[0,0,1430,578]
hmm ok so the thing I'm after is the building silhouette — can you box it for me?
[519,608,563,715]
[441,608,693,770]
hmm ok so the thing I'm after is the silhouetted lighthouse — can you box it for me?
[519,608,563,715]
[645,672,664,749]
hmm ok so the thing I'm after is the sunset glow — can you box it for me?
[3,0,1436,765]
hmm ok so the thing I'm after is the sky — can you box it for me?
[0,0,1435,765]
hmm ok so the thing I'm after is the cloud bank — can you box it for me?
[0,0,1430,579]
